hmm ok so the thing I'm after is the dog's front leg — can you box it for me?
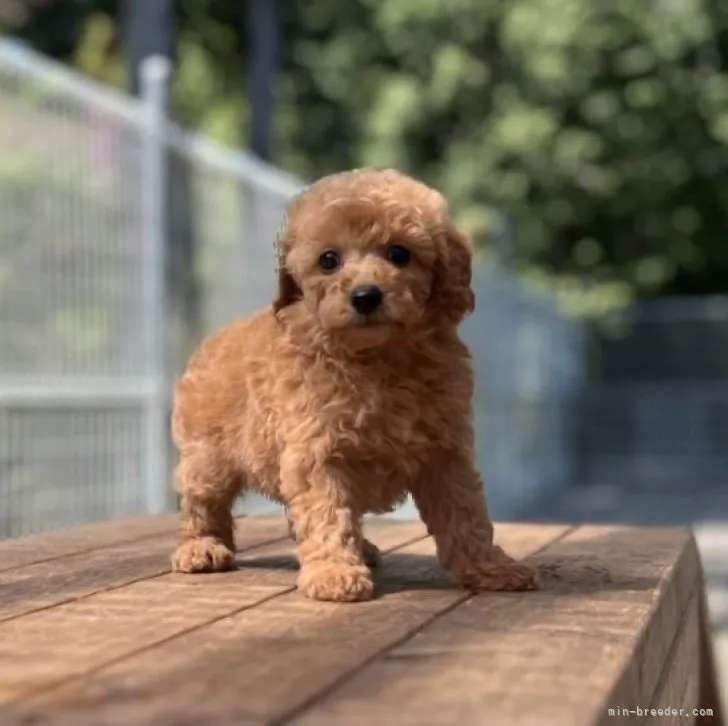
[284,461,373,602]
[411,451,538,592]
[171,449,238,573]
[286,512,381,568]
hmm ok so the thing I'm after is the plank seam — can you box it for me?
[597,535,702,726]
[640,543,701,712]
[0,532,291,627]
[645,587,700,719]
[273,524,578,726]
[7,531,430,708]
[0,515,253,575]
[0,528,178,576]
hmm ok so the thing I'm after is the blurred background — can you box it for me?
[1,0,727,697]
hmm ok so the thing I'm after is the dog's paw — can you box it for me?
[452,561,539,592]
[171,537,235,573]
[362,537,382,568]
[298,562,374,602]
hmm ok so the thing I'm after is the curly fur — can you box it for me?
[170,168,538,601]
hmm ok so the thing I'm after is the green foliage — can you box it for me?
[6,0,728,300]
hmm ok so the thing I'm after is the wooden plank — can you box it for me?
[697,588,726,726]
[284,525,698,726]
[0,514,179,573]
[606,531,702,717]
[8,522,568,726]
[0,516,288,623]
[1,518,426,712]
[642,592,700,726]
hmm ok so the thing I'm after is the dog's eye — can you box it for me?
[318,250,341,272]
[386,244,411,267]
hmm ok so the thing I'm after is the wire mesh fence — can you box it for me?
[164,125,303,364]
[0,40,158,537]
[582,296,728,493]
[0,39,585,539]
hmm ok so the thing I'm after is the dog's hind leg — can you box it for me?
[171,447,241,573]
[361,537,382,567]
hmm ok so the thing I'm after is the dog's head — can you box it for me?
[273,168,474,351]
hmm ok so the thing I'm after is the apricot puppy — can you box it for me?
[170,168,538,601]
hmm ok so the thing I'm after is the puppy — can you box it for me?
[170,168,538,601]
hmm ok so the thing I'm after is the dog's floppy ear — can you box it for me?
[272,220,302,313]
[430,223,475,324]
[272,266,302,313]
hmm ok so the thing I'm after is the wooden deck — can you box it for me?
[0,516,724,725]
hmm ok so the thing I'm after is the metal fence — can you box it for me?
[0,39,585,539]
[460,269,584,517]
[582,296,728,492]
[0,41,162,537]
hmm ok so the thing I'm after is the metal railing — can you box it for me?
[0,39,585,538]
[0,41,163,536]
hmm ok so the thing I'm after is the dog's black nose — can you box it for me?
[350,285,383,315]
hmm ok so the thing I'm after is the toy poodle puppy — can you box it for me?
[170,167,538,601]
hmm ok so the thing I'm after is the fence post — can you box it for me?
[492,212,514,270]
[139,55,171,513]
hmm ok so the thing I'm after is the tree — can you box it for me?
[5,0,728,301]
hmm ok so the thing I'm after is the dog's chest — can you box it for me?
[322,378,431,501]
[346,382,424,442]
[310,368,442,462]
[281,352,468,464]
[277,354,469,509]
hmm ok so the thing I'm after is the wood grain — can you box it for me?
[286,525,699,726]
[7,522,568,726]
[0,514,179,573]
[0,516,288,622]
[0,518,426,713]
[0,518,715,726]
[642,593,700,726]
